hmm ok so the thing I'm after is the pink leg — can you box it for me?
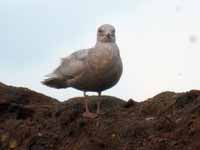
[82,92,97,119]
[96,92,104,114]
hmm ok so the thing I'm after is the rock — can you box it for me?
[0,82,200,150]
[123,99,137,108]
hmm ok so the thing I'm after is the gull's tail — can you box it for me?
[41,77,68,89]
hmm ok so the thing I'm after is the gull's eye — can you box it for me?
[112,29,115,34]
[98,29,103,33]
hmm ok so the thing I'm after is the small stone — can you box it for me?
[0,133,9,143]
[111,134,116,138]
[145,117,155,121]
[38,132,42,137]
[9,139,17,149]
[123,99,137,108]
[0,133,9,142]
[175,118,182,123]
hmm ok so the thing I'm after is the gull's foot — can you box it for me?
[82,112,98,119]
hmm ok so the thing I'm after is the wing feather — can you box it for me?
[42,49,90,88]
[47,49,89,79]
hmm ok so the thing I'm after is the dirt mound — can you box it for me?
[0,82,200,150]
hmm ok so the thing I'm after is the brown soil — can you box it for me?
[0,82,200,150]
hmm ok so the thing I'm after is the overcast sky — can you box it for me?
[0,0,200,101]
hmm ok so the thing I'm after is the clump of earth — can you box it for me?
[0,82,200,150]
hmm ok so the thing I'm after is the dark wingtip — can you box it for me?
[41,78,68,89]
[41,80,46,85]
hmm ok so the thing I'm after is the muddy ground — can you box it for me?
[0,82,200,150]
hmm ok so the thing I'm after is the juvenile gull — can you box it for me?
[42,24,123,118]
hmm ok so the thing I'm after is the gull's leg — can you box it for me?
[96,92,103,114]
[82,91,97,119]
[84,92,90,113]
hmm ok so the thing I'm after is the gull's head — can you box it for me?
[97,24,116,43]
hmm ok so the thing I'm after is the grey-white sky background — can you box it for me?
[0,0,200,101]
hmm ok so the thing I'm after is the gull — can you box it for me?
[42,24,123,118]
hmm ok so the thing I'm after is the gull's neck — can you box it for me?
[95,41,116,47]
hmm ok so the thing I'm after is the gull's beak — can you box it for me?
[106,33,111,38]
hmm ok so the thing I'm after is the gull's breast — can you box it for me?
[76,43,122,91]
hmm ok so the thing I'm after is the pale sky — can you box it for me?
[0,0,200,101]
